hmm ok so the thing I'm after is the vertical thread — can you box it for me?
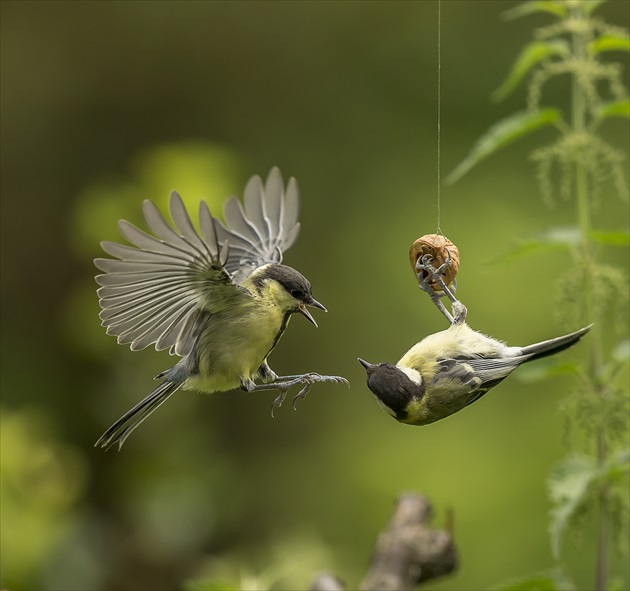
[436,0,442,235]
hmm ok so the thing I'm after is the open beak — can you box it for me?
[357,358,374,371]
[298,298,327,327]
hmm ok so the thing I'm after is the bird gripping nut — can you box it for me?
[409,234,460,292]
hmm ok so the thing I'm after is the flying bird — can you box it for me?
[95,167,347,450]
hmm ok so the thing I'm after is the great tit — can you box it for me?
[95,167,347,450]
[358,255,591,426]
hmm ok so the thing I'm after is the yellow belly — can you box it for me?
[183,299,288,393]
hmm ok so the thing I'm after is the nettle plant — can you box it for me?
[448,1,629,590]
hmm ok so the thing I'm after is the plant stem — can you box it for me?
[570,8,608,590]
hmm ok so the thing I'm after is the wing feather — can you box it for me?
[243,174,268,237]
[168,190,214,257]
[467,356,526,384]
[140,200,200,253]
[262,167,283,243]
[96,192,240,354]
[219,167,301,283]
[223,197,266,247]
[96,167,302,354]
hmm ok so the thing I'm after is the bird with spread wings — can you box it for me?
[95,167,347,450]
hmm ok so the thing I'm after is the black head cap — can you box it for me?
[358,359,425,420]
[252,264,313,300]
[252,264,326,325]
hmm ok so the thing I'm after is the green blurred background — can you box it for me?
[1,1,628,590]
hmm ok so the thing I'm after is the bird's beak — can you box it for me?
[298,304,318,327]
[357,358,374,371]
[308,298,327,313]
[298,298,326,327]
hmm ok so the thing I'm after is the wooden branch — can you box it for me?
[309,493,457,591]
[310,572,346,591]
[359,493,457,591]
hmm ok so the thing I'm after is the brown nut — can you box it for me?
[409,234,460,291]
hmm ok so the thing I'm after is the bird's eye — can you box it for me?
[290,289,303,299]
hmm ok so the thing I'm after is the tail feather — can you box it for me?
[521,324,592,363]
[95,380,182,451]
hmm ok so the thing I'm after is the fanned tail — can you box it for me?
[521,324,592,363]
[95,381,182,451]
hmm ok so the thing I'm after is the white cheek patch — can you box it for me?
[397,365,423,387]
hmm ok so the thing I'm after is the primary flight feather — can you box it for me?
[95,167,347,450]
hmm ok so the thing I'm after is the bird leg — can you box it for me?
[256,361,278,383]
[415,251,467,325]
[242,373,349,417]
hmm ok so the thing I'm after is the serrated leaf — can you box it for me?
[612,339,630,364]
[493,40,569,102]
[490,226,580,265]
[516,359,580,384]
[548,452,629,559]
[594,99,630,121]
[446,109,562,185]
[588,34,630,54]
[548,455,597,559]
[502,1,568,21]
[591,228,630,245]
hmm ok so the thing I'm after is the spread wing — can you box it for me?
[95,191,238,357]
[95,167,301,357]
[214,167,301,284]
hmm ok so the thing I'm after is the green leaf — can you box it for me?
[609,579,630,591]
[582,0,609,15]
[446,109,562,185]
[516,359,580,384]
[548,452,630,559]
[612,339,630,364]
[588,34,630,54]
[489,569,576,591]
[493,40,569,102]
[594,99,630,121]
[548,455,598,559]
[502,1,568,21]
[591,228,630,245]
[604,449,630,479]
[490,226,580,265]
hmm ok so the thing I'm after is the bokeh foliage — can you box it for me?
[1,1,628,590]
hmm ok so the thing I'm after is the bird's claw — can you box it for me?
[268,373,349,415]
[293,384,312,409]
[270,390,288,418]
[414,250,466,325]
[415,251,454,298]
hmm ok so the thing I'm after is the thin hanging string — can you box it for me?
[435,0,443,236]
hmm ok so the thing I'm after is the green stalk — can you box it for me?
[570,7,608,590]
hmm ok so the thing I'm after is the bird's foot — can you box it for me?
[415,252,466,325]
[265,373,349,416]
[416,251,457,302]
[451,300,467,324]
[271,390,288,417]
[257,361,278,384]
